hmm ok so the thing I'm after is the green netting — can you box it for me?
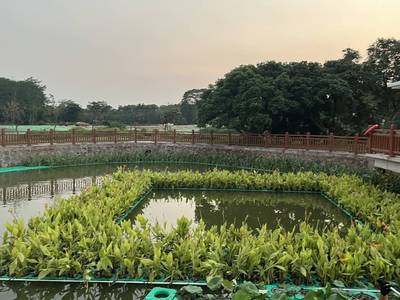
[0,166,49,173]
[43,160,274,173]
[0,275,207,285]
[116,189,153,223]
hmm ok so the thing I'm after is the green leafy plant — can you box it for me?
[22,150,400,194]
[1,169,400,287]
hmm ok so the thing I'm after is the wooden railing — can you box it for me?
[0,128,374,154]
[369,125,400,157]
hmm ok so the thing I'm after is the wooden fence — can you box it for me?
[369,125,400,156]
[0,128,377,154]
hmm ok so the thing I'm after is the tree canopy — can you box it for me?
[0,80,199,127]
[0,77,48,125]
[1,38,399,133]
[198,38,400,134]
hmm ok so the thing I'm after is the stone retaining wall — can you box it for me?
[0,142,371,168]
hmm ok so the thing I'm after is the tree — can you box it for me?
[86,101,112,125]
[367,38,400,85]
[342,48,361,63]
[131,104,161,125]
[366,38,400,122]
[16,78,48,124]
[47,94,59,129]
[58,100,82,123]
[324,49,377,132]
[0,78,15,123]
[198,62,352,133]
[180,89,205,124]
[160,105,182,124]
[3,99,21,130]
[197,38,400,134]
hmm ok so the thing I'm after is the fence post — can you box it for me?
[367,131,372,153]
[72,128,76,145]
[329,132,334,152]
[264,132,268,148]
[284,132,289,150]
[27,129,31,146]
[354,133,359,155]
[1,128,5,147]
[229,132,232,146]
[134,128,137,143]
[49,129,54,145]
[154,129,158,144]
[210,130,214,145]
[267,132,272,147]
[92,128,96,144]
[191,130,195,144]
[389,124,395,157]
[173,129,176,144]
[306,132,310,150]
[114,129,118,144]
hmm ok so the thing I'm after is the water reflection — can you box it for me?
[130,191,351,231]
[0,164,212,236]
[0,282,148,300]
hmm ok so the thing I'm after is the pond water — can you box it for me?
[0,282,150,300]
[0,163,212,237]
[0,164,350,299]
[129,190,350,232]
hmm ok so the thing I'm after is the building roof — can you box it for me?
[388,81,400,89]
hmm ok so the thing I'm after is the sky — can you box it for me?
[0,0,399,107]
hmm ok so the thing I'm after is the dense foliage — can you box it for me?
[24,150,400,194]
[198,38,400,134]
[1,38,399,134]
[1,169,400,286]
[0,78,48,125]
[0,78,199,127]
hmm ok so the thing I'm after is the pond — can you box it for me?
[0,164,351,299]
[0,282,150,300]
[129,190,351,232]
[0,163,213,237]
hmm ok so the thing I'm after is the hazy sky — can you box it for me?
[1,0,399,106]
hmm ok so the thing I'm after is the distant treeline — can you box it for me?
[1,38,399,134]
[0,78,200,127]
[198,38,400,134]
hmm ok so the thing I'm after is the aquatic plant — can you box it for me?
[24,151,400,194]
[1,169,400,286]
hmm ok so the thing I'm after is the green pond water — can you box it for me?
[0,163,212,237]
[0,282,150,300]
[129,190,350,232]
[0,164,351,299]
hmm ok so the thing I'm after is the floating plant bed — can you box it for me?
[1,169,400,287]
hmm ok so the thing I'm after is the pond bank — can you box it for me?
[0,141,370,168]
